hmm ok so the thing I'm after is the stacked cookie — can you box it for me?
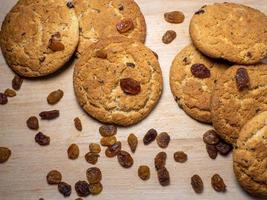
[170,2,267,197]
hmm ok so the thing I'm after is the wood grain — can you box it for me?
[0,0,266,199]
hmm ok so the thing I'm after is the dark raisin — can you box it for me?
[48,33,65,51]
[127,134,138,153]
[58,182,71,197]
[12,75,23,90]
[74,117,82,131]
[116,19,134,33]
[46,170,62,185]
[0,93,8,105]
[105,141,121,158]
[67,144,79,159]
[118,4,124,11]
[191,64,210,79]
[85,152,99,165]
[191,175,204,194]
[117,150,133,168]
[67,1,74,8]
[95,49,107,59]
[126,62,135,68]
[35,132,50,146]
[195,9,205,15]
[157,167,170,186]
[173,151,187,163]
[203,130,220,145]
[26,116,39,130]
[99,125,117,137]
[86,167,102,184]
[206,144,218,159]
[138,165,150,181]
[143,129,157,145]
[156,132,170,148]
[162,30,177,44]
[75,181,90,197]
[39,110,59,120]
[164,11,185,24]
[211,174,226,192]
[120,78,141,95]
[0,147,11,163]
[89,182,103,195]
[235,68,250,91]
[215,141,232,155]
[154,152,167,170]
[47,89,64,105]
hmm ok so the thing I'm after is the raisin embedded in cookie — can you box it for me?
[73,0,146,55]
[233,111,267,198]
[190,2,267,64]
[0,0,79,77]
[211,64,267,144]
[169,44,229,123]
[73,36,162,126]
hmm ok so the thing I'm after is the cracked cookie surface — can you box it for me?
[189,2,267,64]
[169,44,229,123]
[73,0,146,55]
[211,64,267,144]
[0,0,79,77]
[233,111,267,198]
[73,36,162,126]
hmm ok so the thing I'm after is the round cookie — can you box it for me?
[73,36,162,126]
[211,64,267,144]
[169,44,229,123]
[0,0,79,77]
[189,2,267,64]
[233,111,267,198]
[73,0,146,55]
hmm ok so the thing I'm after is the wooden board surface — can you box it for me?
[0,0,266,199]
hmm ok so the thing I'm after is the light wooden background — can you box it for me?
[0,0,266,200]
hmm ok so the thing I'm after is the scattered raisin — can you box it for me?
[191,64,210,79]
[117,150,133,168]
[75,181,90,197]
[100,136,117,146]
[206,144,218,159]
[39,110,59,120]
[86,167,102,184]
[0,147,11,163]
[156,132,170,148]
[157,167,170,186]
[211,174,226,192]
[128,133,138,153]
[120,78,141,95]
[143,129,157,145]
[154,152,167,170]
[191,175,204,194]
[138,165,150,181]
[46,170,62,185]
[26,116,39,130]
[66,1,74,8]
[89,143,101,153]
[85,152,99,165]
[95,49,107,59]
[203,130,220,145]
[215,141,232,156]
[99,125,117,137]
[67,144,79,159]
[118,4,124,11]
[195,9,205,15]
[0,93,8,105]
[162,30,176,44]
[105,141,121,158]
[58,182,71,197]
[74,117,82,131]
[164,11,185,24]
[126,62,135,68]
[48,33,65,51]
[47,89,64,105]
[173,151,187,163]
[235,68,250,91]
[4,88,16,97]
[89,182,103,195]
[35,132,50,146]
[12,75,23,90]
[116,19,134,33]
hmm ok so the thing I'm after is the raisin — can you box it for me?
[89,182,103,195]
[89,143,101,153]
[154,152,167,170]
[195,9,205,15]
[116,19,134,33]
[105,141,121,158]
[120,78,141,95]
[86,167,102,184]
[191,175,204,194]
[46,170,62,185]
[75,181,90,197]
[235,68,250,91]
[138,165,150,181]
[206,144,218,159]
[85,152,99,165]
[157,167,170,186]
[67,144,79,159]
[164,11,185,24]
[26,116,39,130]
[47,89,64,105]
[156,132,170,148]
[118,4,124,11]
[191,64,211,79]
[162,30,176,44]
[215,141,232,155]
[0,147,11,163]
[39,110,59,120]
[117,150,133,168]
[74,117,82,131]
[173,151,187,163]
[4,88,16,97]
[58,182,71,197]
[48,33,65,51]
[75,198,83,200]
[12,75,23,90]
[211,174,226,192]
[100,136,117,146]
[0,93,8,105]
[203,130,220,145]
[66,1,74,8]
[95,49,107,59]
[35,132,50,146]
[127,133,138,153]
[126,62,135,68]
[143,129,157,145]
[99,125,117,137]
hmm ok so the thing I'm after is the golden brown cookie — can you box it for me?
[169,44,229,123]
[189,2,267,64]
[73,0,146,55]
[211,64,267,144]
[73,36,162,126]
[233,111,267,198]
[0,0,79,77]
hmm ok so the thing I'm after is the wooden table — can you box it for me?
[0,0,266,199]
